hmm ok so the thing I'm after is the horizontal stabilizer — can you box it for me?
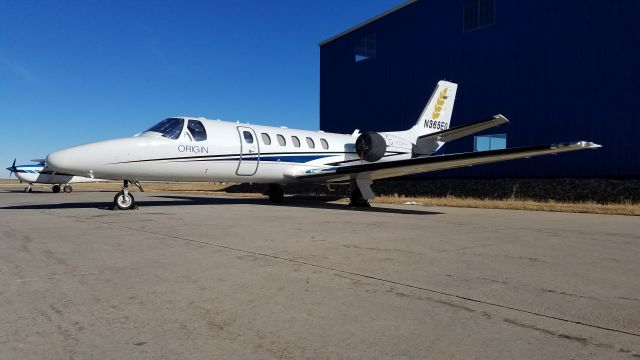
[419,114,509,142]
[295,141,601,183]
[414,115,509,155]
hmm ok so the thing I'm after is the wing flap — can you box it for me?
[296,141,601,183]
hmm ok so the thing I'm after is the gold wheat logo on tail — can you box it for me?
[432,87,448,120]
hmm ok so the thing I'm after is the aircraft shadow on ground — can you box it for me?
[0,194,442,216]
[2,189,115,194]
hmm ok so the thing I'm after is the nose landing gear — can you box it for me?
[113,180,137,210]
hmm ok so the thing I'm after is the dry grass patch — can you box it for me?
[374,194,640,216]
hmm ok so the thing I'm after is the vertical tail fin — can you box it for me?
[408,80,458,139]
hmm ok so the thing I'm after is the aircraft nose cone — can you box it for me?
[46,148,83,174]
[45,151,63,171]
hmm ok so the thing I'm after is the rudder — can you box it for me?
[409,80,458,138]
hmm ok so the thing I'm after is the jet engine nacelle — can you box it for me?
[355,131,387,162]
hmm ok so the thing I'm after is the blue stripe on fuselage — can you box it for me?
[258,154,334,163]
[196,154,337,163]
[15,168,42,173]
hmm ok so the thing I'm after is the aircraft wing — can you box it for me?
[295,141,601,183]
[30,159,47,165]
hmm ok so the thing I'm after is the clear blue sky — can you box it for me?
[1,0,402,177]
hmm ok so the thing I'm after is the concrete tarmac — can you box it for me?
[0,187,639,359]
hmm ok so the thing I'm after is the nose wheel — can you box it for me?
[113,180,137,210]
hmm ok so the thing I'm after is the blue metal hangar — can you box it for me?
[319,0,639,177]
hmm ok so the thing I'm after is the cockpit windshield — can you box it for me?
[144,118,184,139]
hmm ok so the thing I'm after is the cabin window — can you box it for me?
[306,137,315,149]
[145,118,184,140]
[243,131,254,144]
[187,120,207,141]
[320,138,329,150]
[261,133,271,145]
[291,136,301,147]
[277,134,286,146]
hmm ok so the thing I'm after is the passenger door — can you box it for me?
[236,126,259,176]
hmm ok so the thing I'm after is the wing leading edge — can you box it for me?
[295,141,601,183]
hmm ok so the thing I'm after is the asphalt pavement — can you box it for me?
[1,187,638,359]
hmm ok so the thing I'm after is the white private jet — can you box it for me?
[6,158,108,193]
[46,81,601,209]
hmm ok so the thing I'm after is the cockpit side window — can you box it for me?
[145,118,184,140]
[187,120,207,141]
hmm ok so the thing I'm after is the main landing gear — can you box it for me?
[52,184,73,193]
[24,184,33,193]
[265,184,285,203]
[348,177,374,208]
[348,187,371,207]
[113,180,144,210]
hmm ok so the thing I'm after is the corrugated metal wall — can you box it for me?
[320,0,640,177]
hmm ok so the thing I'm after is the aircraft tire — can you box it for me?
[63,185,72,193]
[114,191,136,210]
[348,187,371,208]
[267,184,284,203]
[52,185,61,193]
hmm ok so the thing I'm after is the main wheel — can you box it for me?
[63,185,72,193]
[24,186,31,193]
[267,184,284,203]
[113,191,136,210]
[52,185,61,193]
[349,187,371,207]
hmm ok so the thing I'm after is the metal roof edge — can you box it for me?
[319,0,419,46]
